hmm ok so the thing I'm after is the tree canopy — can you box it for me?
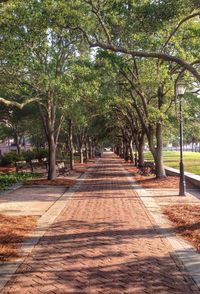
[0,0,199,179]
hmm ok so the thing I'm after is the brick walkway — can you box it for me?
[2,154,199,293]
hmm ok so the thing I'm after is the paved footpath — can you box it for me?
[2,154,199,294]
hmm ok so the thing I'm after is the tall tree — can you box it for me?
[1,0,81,179]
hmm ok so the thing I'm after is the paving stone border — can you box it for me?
[124,169,200,290]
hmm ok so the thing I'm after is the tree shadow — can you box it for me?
[1,155,198,293]
[3,219,196,293]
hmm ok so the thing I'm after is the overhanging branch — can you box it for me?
[90,42,200,82]
[163,12,200,50]
[0,97,39,109]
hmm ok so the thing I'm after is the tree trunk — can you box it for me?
[16,141,21,154]
[36,97,63,181]
[68,119,74,170]
[138,133,145,166]
[138,144,144,166]
[155,123,166,178]
[88,137,93,159]
[48,136,57,180]
[129,139,134,163]
[192,140,194,152]
[148,124,166,178]
[124,140,129,161]
[116,145,120,156]
[122,139,126,159]
[80,147,84,164]
[91,140,95,158]
[85,140,89,162]
[14,134,21,154]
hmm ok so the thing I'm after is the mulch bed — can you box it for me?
[164,204,200,252]
[0,214,37,262]
[0,167,16,173]
[124,164,196,189]
[124,164,180,189]
[24,178,76,186]
[134,174,180,189]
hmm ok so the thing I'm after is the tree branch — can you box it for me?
[0,97,39,109]
[90,42,200,82]
[84,0,112,44]
[162,12,200,51]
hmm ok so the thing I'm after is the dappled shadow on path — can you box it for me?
[1,153,198,293]
[2,219,197,293]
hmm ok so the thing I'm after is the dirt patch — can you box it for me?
[0,214,37,262]
[164,204,200,252]
[24,178,76,186]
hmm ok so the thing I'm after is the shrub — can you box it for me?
[0,172,39,190]
[22,150,37,162]
[0,152,24,166]
[0,148,49,166]
[56,150,66,160]
[35,148,48,160]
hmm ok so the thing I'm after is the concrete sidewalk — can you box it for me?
[0,185,66,216]
[1,154,199,293]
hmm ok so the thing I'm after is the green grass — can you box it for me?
[144,151,200,175]
[0,172,39,191]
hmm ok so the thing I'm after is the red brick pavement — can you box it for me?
[2,154,199,294]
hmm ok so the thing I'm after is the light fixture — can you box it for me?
[176,81,187,196]
[176,83,186,96]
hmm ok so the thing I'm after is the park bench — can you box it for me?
[139,161,155,176]
[95,151,101,157]
[30,159,40,172]
[56,161,70,176]
[41,157,48,170]
[15,160,30,173]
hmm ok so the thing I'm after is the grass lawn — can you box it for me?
[144,151,200,175]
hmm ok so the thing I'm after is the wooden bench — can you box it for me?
[15,161,30,173]
[30,159,41,173]
[41,157,48,170]
[57,162,70,176]
[95,151,101,157]
[139,161,155,176]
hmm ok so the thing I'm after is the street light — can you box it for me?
[176,82,187,196]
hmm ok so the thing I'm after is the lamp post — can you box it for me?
[176,82,187,196]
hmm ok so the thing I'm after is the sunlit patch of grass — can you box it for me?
[144,151,200,175]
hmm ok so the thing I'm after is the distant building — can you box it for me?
[0,138,32,155]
